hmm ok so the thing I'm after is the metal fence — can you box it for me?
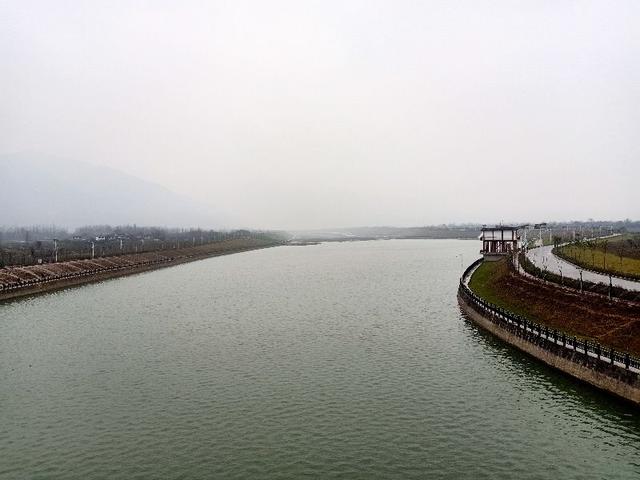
[459,259,640,373]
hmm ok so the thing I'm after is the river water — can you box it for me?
[1,240,639,479]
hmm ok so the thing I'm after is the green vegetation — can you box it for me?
[555,234,640,280]
[469,260,536,318]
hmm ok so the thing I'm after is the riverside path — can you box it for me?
[526,245,640,292]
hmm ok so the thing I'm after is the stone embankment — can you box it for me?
[458,259,640,406]
[0,238,280,302]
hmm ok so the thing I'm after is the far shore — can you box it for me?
[0,238,281,303]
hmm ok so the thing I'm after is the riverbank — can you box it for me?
[468,258,640,355]
[458,288,640,406]
[0,238,281,303]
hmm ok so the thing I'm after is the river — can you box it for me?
[1,240,639,479]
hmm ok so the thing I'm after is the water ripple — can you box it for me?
[1,240,639,479]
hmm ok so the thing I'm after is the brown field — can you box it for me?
[469,259,640,356]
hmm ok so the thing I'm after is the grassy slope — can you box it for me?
[467,258,640,355]
[468,261,533,318]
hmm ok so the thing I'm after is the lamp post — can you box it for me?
[556,259,563,285]
[609,274,612,301]
[579,270,583,294]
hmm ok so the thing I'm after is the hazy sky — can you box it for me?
[2,1,639,229]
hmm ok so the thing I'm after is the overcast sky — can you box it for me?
[2,1,639,229]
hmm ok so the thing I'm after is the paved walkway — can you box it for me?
[526,245,640,292]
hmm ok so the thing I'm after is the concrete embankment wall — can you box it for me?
[0,244,277,303]
[458,293,640,406]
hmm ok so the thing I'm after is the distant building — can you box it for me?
[480,226,520,261]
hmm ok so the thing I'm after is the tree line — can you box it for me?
[0,225,286,267]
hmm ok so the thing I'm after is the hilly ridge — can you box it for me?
[0,154,223,228]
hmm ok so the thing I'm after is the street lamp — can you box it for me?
[579,270,583,294]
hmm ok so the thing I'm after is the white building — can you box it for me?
[480,226,520,261]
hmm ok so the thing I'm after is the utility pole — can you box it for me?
[53,238,58,263]
[91,241,95,259]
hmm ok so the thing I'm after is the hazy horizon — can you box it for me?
[2,1,639,229]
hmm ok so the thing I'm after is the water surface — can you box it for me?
[1,240,639,479]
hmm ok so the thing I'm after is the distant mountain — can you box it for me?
[0,154,223,228]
